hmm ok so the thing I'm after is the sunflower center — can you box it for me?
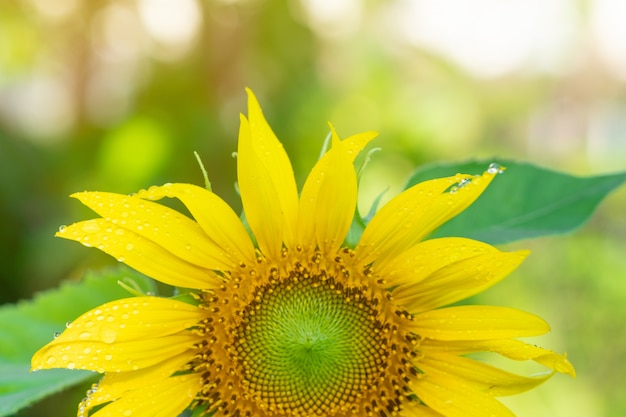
[234,275,386,415]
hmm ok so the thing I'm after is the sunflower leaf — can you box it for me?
[0,267,155,417]
[405,160,626,244]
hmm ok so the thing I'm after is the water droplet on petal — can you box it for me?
[67,362,76,369]
[101,328,117,344]
[125,243,134,251]
[46,356,57,365]
[487,162,504,174]
[58,225,67,233]
[123,410,132,416]
[458,178,472,188]
[79,331,91,339]
[53,332,61,339]
[83,347,92,354]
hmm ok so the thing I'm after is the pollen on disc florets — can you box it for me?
[189,248,418,417]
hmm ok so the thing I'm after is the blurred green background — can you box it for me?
[1,0,625,416]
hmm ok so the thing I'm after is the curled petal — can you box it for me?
[418,352,553,396]
[420,338,576,377]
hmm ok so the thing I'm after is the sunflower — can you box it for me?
[32,89,574,417]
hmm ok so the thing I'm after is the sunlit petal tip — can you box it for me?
[540,352,576,377]
[245,88,268,130]
[561,354,577,377]
[327,122,341,145]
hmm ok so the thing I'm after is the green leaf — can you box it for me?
[405,159,626,244]
[0,267,156,417]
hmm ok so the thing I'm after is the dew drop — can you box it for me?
[79,331,92,339]
[53,332,61,339]
[101,328,117,344]
[458,178,472,187]
[104,354,113,361]
[123,410,132,416]
[117,256,126,262]
[67,362,76,369]
[58,225,67,233]
[487,162,504,174]
[125,243,134,251]
[106,315,115,322]
[83,347,92,354]
[46,356,57,365]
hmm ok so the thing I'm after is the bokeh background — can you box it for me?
[1,0,625,416]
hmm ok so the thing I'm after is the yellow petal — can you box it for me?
[83,353,194,411]
[237,89,299,259]
[402,403,445,417]
[410,306,550,340]
[89,372,202,417]
[136,183,256,266]
[57,219,220,289]
[32,297,202,373]
[392,246,528,313]
[410,374,516,417]
[420,339,576,377]
[381,237,503,286]
[297,126,376,252]
[356,170,497,268]
[69,191,234,271]
[418,352,552,396]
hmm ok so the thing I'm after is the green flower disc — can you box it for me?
[235,276,386,415]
